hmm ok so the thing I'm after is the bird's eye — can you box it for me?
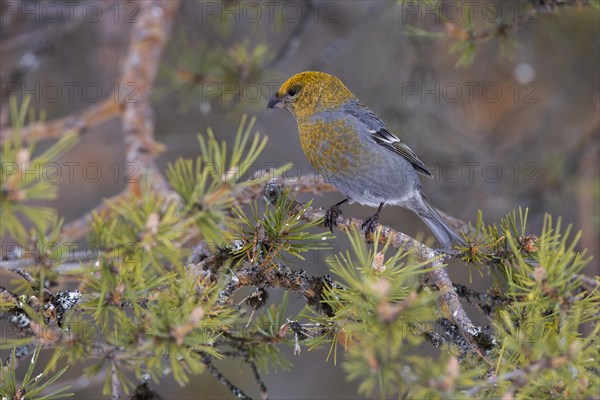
[287,88,298,97]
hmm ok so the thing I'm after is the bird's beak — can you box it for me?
[267,94,284,109]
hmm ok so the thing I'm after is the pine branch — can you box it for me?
[8,268,51,297]
[218,258,331,316]
[259,183,493,357]
[59,170,330,244]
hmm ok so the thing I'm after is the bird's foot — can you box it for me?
[361,202,384,240]
[324,205,343,233]
[323,199,349,233]
[361,213,380,239]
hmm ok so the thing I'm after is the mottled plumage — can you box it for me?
[268,71,464,247]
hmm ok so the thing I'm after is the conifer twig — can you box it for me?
[465,355,570,396]
[55,0,181,241]
[222,179,493,355]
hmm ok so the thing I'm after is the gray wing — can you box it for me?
[343,100,432,177]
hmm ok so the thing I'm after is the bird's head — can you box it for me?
[267,71,354,119]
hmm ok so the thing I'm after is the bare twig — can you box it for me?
[267,0,315,69]
[199,352,252,400]
[0,1,115,53]
[249,360,268,400]
[111,363,121,400]
[0,2,179,146]
[8,268,50,296]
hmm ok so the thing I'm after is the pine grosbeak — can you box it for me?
[268,71,465,247]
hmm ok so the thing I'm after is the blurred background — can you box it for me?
[1,0,598,398]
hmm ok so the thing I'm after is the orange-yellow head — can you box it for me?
[267,71,355,119]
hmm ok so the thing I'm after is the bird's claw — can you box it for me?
[361,214,380,239]
[324,205,342,233]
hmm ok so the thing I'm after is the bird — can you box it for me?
[267,71,465,248]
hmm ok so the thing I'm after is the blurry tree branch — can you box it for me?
[54,0,179,239]
[267,0,315,69]
[413,0,598,68]
[0,1,115,53]
[1,0,180,195]
[120,0,180,193]
[528,0,594,12]
[574,118,600,272]
[0,1,119,135]
[0,98,123,142]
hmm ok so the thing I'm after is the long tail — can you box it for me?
[417,200,466,248]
